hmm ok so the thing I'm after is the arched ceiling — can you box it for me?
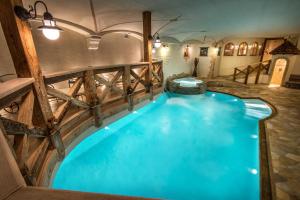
[23,0,300,42]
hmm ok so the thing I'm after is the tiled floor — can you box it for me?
[208,83,300,200]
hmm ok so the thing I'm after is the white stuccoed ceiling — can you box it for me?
[23,0,300,42]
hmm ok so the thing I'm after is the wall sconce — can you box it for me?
[184,44,190,59]
[153,34,161,48]
[14,1,63,40]
[152,47,156,54]
[162,44,169,51]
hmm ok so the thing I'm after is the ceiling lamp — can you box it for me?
[14,1,63,40]
[87,35,101,50]
[154,35,161,48]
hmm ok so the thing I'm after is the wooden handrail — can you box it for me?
[0,78,34,109]
[233,60,271,84]
[43,61,161,84]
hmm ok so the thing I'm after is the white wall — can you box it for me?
[291,36,300,75]
[0,24,16,79]
[0,22,143,76]
[31,25,143,73]
[153,43,219,79]
[216,38,264,76]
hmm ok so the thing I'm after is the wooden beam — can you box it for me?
[122,66,131,97]
[95,74,123,95]
[17,90,34,127]
[46,87,89,109]
[26,138,49,182]
[0,78,34,109]
[142,11,153,92]
[83,70,102,127]
[131,68,148,91]
[143,11,152,62]
[0,117,46,137]
[0,0,54,126]
[100,71,123,101]
[53,78,83,123]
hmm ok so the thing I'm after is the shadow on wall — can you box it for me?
[0,25,16,76]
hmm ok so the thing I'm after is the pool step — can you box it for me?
[244,100,272,119]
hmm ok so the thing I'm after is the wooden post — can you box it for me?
[83,70,102,127]
[244,65,251,84]
[122,66,131,98]
[0,0,65,158]
[233,68,237,81]
[0,0,53,124]
[143,11,153,94]
[255,64,262,84]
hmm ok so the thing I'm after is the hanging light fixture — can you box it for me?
[152,47,156,54]
[87,35,101,50]
[154,34,162,48]
[14,1,63,40]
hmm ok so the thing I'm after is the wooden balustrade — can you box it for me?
[0,61,163,186]
[232,60,271,84]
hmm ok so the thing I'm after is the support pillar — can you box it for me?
[84,70,102,127]
[0,0,64,158]
[143,11,153,95]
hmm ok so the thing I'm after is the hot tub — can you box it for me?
[167,77,206,94]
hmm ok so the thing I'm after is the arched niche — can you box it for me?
[250,42,259,56]
[237,42,248,56]
[223,43,234,56]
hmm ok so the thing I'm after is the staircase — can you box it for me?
[232,60,272,84]
[286,75,300,89]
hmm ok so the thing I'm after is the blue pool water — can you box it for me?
[52,92,272,200]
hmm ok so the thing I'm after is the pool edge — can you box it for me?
[207,89,277,200]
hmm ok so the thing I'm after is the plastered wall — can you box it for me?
[216,38,265,76]
[0,23,143,76]
[0,24,16,80]
[153,43,219,79]
[291,36,300,75]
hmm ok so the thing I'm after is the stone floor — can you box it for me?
[207,83,300,200]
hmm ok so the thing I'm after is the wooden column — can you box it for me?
[244,65,251,84]
[0,0,53,124]
[0,0,65,158]
[122,66,131,97]
[83,70,102,127]
[143,11,153,93]
[255,64,262,84]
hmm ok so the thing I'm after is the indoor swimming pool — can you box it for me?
[52,92,272,200]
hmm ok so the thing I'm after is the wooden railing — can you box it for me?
[233,60,271,84]
[0,61,163,186]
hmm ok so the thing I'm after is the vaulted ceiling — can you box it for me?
[23,0,300,42]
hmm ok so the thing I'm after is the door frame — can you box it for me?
[269,57,289,86]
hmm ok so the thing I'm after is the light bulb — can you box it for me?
[152,47,156,54]
[154,36,161,48]
[154,40,161,48]
[42,28,60,40]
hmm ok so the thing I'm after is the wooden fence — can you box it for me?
[233,60,271,84]
[0,61,163,185]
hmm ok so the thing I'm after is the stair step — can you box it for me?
[285,81,300,89]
